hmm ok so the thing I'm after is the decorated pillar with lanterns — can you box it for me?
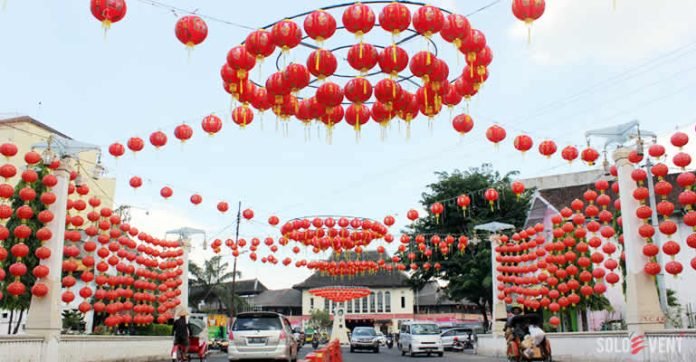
[613,147,665,334]
[24,160,70,360]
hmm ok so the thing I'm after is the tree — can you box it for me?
[308,309,331,330]
[62,309,85,334]
[0,163,50,334]
[400,165,532,331]
[188,256,243,314]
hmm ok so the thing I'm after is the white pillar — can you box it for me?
[180,238,191,313]
[25,162,69,361]
[613,148,665,336]
[490,236,506,336]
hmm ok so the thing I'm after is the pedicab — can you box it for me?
[171,317,209,362]
[504,314,552,362]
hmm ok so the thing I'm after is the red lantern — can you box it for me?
[412,5,445,37]
[374,78,402,106]
[306,49,337,80]
[459,29,486,65]
[486,125,506,145]
[0,143,17,158]
[430,202,444,221]
[511,181,525,198]
[514,134,534,153]
[271,20,302,51]
[108,143,125,158]
[90,0,127,29]
[127,137,144,153]
[129,176,142,189]
[379,46,409,77]
[512,0,545,42]
[407,209,419,221]
[201,114,223,135]
[217,202,229,214]
[174,124,193,142]
[232,105,255,128]
[304,10,337,42]
[671,131,688,148]
[485,188,499,210]
[227,46,256,79]
[347,43,379,73]
[245,30,275,61]
[175,15,208,48]
[316,82,344,108]
[190,194,202,206]
[344,78,373,104]
[452,114,474,135]
[440,14,471,48]
[561,146,579,163]
[149,131,167,149]
[345,104,371,133]
[285,63,310,92]
[243,208,254,220]
[379,2,410,37]
[538,140,557,158]
[342,3,376,37]
[581,147,600,166]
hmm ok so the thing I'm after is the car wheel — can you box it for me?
[437,352,444,357]
[374,346,379,353]
[409,345,416,357]
[350,347,354,353]
[400,345,406,356]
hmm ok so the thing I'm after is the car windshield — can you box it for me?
[411,324,440,335]
[353,329,376,336]
[232,316,282,331]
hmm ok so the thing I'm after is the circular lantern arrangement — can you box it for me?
[280,215,388,255]
[218,2,492,142]
[308,286,371,303]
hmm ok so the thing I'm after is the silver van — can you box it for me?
[228,312,298,361]
[398,321,444,357]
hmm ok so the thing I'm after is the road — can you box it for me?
[189,346,506,362]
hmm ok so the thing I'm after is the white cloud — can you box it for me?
[509,0,696,65]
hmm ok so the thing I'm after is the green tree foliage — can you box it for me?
[308,308,332,330]
[62,309,85,333]
[401,165,532,331]
[0,163,50,332]
[188,255,244,314]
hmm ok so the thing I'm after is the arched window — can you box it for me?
[369,292,376,313]
[385,292,391,313]
[377,292,384,313]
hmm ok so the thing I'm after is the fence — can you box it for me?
[302,339,343,362]
[0,335,43,362]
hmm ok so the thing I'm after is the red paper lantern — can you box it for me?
[244,29,275,61]
[379,2,410,36]
[485,188,499,209]
[160,186,173,199]
[378,45,409,77]
[174,124,193,142]
[217,202,229,214]
[190,194,203,206]
[108,143,125,158]
[271,20,302,51]
[242,208,254,220]
[129,176,142,189]
[581,147,600,166]
[90,0,127,29]
[514,135,534,153]
[511,181,525,197]
[561,146,579,163]
[342,3,376,37]
[512,0,545,25]
[31,283,49,297]
[407,209,419,221]
[486,125,506,145]
[304,10,337,41]
[201,114,223,135]
[538,140,557,158]
[412,5,445,37]
[175,15,208,48]
[127,137,144,153]
[148,131,167,149]
[232,106,255,127]
[344,78,373,104]
[347,43,379,73]
[306,49,337,80]
[452,114,474,135]
[285,63,310,92]
[440,14,471,48]
[671,131,688,148]
[0,143,18,158]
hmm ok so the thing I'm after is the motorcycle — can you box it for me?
[386,335,394,349]
[311,334,320,350]
[451,336,465,352]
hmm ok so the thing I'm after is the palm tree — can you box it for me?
[188,256,245,314]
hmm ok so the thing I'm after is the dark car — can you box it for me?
[349,327,380,353]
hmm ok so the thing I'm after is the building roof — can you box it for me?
[293,251,410,289]
[252,289,302,308]
[0,115,73,140]
[191,278,268,298]
[417,281,475,307]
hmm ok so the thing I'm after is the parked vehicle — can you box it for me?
[441,328,476,350]
[398,321,444,357]
[227,312,298,362]
[349,327,380,353]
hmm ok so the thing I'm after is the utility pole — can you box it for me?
[230,201,242,318]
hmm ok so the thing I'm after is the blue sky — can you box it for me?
[1,0,695,288]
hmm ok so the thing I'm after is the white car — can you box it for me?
[376,332,387,346]
[398,321,444,357]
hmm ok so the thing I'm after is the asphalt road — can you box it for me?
[191,346,505,362]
